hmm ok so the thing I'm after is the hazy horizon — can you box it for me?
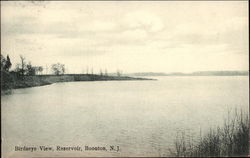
[1,1,249,74]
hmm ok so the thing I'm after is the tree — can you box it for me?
[51,63,65,75]
[91,67,93,75]
[5,55,12,71]
[14,64,21,75]
[105,69,108,76]
[37,66,43,75]
[100,69,103,76]
[1,55,12,71]
[19,55,26,76]
[1,55,7,71]
[26,62,36,76]
[117,69,122,77]
[14,55,26,76]
[33,66,43,75]
[86,66,89,74]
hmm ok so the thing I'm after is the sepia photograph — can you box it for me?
[1,1,249,157]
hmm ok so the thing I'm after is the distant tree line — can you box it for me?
[2,54,123,77]
[1,54,66,76]
[84,67,122,77]
[1,54,66,90]
[14,55,43,76]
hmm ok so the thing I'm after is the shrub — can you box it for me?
[171,109,249,157]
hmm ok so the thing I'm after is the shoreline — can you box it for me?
[1,74,155,94]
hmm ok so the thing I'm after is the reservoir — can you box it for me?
[1,76,249,157]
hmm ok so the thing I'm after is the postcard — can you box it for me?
[1,1,249,157]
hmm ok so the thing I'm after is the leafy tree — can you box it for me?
[33,66,43,75]
[13,55,44,76]
[1,55,7,71]
[14,64,22,75]
[51,63,65,75]
[37,66,43,74]
[5,55,12,71]
[32,66,43,75]
[1,55,13,89]
[1,55,12,71]
[26,62,36,75]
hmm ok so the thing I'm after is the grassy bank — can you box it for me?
[170,109,249,157]
[1,72,154,92]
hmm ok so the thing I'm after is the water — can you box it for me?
[1,76,249,157]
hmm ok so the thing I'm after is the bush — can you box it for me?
[170,109,249,157]
[1,70,14,90]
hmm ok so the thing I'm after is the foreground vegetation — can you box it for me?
[170,109,249,157]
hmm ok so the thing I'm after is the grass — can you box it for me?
[170,109,249,157]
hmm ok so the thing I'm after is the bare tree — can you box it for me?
[91,67,93,75]
[86,66,89,74]
[45,64,48,74]
[100,69,103,76]
[117,69,122,77]
[20,55,26,76]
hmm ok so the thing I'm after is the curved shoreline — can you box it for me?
[1,74,155,94]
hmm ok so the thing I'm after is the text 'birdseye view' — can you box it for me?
[1,1,249,157]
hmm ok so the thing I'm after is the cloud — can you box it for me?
[83,20,117,32]
[1,15,39,35]
[120,29,147,40]
[1,1,248,73]
[122,11,164,32]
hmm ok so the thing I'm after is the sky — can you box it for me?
[1,1,249,74]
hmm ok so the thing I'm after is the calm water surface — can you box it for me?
[2,76,249,157]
